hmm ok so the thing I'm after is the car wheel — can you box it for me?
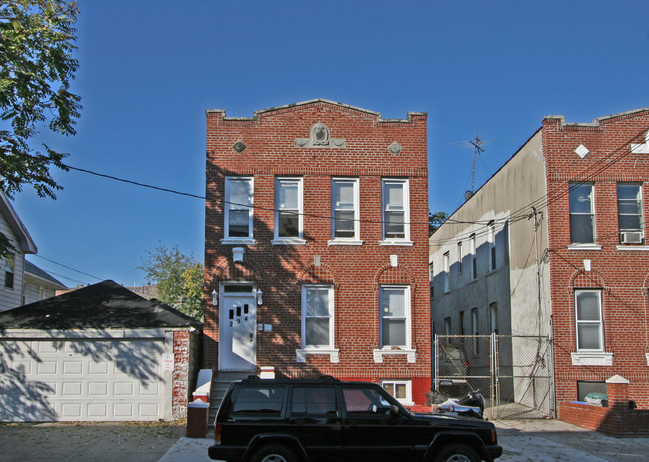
[434,443,480,462]
[250,443,298,462]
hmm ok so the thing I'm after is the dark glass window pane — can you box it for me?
[382,319,406,346]
[278,213,298,237]
[570,215,594,243]
[576,292,600,321]
[229,210,250,237]
[306,318,329,346]
[335,211,355,237]
[577,325,601,350]
[385,211,405,238]
[619,215,641,231]
[569,184,593,214]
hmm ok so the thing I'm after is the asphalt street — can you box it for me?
[159,419,649,462]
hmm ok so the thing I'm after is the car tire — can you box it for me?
[433,443,480,462]
[250,443,299,462]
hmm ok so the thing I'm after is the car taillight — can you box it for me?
[214,423,222,444]
[491,428,497,443]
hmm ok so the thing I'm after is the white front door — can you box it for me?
[219,293,257,371]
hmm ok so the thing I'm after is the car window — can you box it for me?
[291,386,337,415]
[342,387,391,413]
[232,385,287,415]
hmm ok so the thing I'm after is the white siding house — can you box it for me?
[0,192,37,311]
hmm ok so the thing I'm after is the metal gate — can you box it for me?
[434,334,554,419]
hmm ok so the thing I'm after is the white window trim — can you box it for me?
[274,177,305,244]
[470,234,477,280]
[568,244,602,251]
[330,177,360,244]
[617,183,643,236]
[443,252,450,294]
[488,223,496,272]
[223,177,254,243]
[297,284,339,363]
[373,348,417,363]
[379,178,411,245]
[380,379,413,406]
[571,352,613,366]
[575,289,604,353]
[569,182,596,245]
[617,245,649,251]
[378,285,411,350]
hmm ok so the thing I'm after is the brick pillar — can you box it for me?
[606,374,630,409]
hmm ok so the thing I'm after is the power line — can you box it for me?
[31,254,104,281]
[430,125,649,247]
[64,164,206,200]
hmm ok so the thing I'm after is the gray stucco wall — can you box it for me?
[430,130,550,339]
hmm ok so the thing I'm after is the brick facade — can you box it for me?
[204,100,431,405]
[544,109,649,408]
[171,330,201,420]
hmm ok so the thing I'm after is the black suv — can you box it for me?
[208,376,502,462]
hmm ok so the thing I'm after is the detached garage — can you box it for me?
[0,280,201,422]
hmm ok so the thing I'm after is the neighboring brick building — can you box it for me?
[204,99,431,405]
[430,107,649,420]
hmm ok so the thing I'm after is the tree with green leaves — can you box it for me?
[138,244,204,320]
[429,210,449,236]
[0,0,81,256]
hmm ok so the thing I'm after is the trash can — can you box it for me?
[186,398,210,438]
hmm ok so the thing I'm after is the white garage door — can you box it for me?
[1,337,167,422]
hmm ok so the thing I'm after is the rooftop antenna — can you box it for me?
[448,130,489,201]
[468,129,485,194]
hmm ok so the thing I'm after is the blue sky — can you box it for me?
[12,0,649,287]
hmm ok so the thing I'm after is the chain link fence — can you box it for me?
[433,334,554,419]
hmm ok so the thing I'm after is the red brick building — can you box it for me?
[544,108,649,409]
[430,107,649,420]
[204,99,431,405]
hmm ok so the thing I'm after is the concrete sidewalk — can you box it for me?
[496,419,649,461]
[159,420,649,462]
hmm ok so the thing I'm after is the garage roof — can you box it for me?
[0,280,201,330]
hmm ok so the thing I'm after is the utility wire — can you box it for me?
[64,124,649,245]
[31,254,104,281]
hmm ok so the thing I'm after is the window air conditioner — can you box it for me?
[621,231,644,244]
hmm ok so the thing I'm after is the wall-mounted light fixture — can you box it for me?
[256,288,263,305]
[211,289,218,306]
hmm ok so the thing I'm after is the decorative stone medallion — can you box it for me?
[388,142,402,155]
[295,123,346,148]
[631,131,649,154]
[574,144,589,158]
[232,140,247,154]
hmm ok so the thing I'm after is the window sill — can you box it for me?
[373,348,416,363]
[378,240,414,247]
[220,238,256,245]
[617,245,649,251]
[296,348,339,363]
[571,352,613,366]
[568,244,602,251]
[328,239,364,246]
[272,238,307,246]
